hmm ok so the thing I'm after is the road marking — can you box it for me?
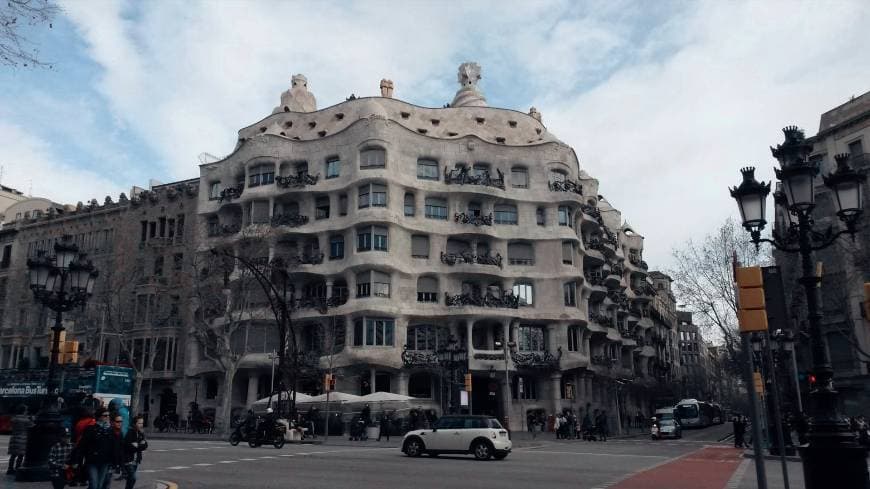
[279,454,295,457]
[725,459,751,489]
[166,466,190,470]
[217,460,238,464]
[259,456,277,459]
[240,458,258,461]
[193,463,214,466]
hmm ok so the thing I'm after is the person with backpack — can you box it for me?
[48,428,74,489]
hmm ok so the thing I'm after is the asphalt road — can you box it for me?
[1,423,740,489]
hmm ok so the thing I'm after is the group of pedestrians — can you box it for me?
[6,401,148,489]
[546,407,610,441]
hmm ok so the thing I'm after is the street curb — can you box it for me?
[742,449,801,462]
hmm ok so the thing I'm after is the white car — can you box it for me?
[651,418,682,440]
[401,415,512,460]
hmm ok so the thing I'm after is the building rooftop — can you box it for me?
[817,89,870,135]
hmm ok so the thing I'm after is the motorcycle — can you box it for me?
[229,418,256,446]
[248,418,286,449]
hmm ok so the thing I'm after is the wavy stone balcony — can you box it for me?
[288,295,348,313]
[440,251,503,268]
[454,212,493,226]
[207,223,241,237]
[218,184,244,203]
[444,167,505,190]
[444,291,519,309]
[275,172,319,188]
[401,347,439,368]
[273,252,324,267]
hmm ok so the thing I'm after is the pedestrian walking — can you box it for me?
[377,412,390,441]
[48,428,74,489]
[6,405,33,476]
[732,416,745,448]
[596,410,608,442]
[582,410,595,441]
[72,407,123,489]
[122,415,147,489]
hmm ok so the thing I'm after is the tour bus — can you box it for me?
[0,365,134,432]
[675,399,716,428]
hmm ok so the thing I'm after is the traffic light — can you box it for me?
[58,340,79,365]
[736,266,768,332]
[809,374,817,387]
[863,283,870,319]
[464,373,472,392]
[324,373,336,392]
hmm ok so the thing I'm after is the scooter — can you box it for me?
[248,418,286,449]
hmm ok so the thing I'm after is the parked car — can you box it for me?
[651,418,682,440]
[401,415,511,460]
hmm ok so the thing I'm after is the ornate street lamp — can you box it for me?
[17,236,99,482]
[730,126,869,488]
[436,335,467,414]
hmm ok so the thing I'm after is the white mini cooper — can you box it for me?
[401,415,511,460]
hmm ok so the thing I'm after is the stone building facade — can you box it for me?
[773,90,870,415]
[194,64,682,430]
[0,180,198,421]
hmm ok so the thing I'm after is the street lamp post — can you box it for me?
[730,126,869,488]
[436,335,467,414]
[771,329,803,414]
[496,338,516,430]
[17,236,98,482]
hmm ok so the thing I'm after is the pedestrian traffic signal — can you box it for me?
[736,266,768,332]
[324,373,336,391]
[808,374,817,386]
[464,373,472,392]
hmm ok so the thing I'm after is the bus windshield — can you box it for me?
[677,404,699,419]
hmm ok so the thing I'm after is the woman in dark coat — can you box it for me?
[7,405,33,475]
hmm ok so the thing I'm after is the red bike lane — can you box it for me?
[610,446,744,489]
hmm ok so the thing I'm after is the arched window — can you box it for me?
[360,148,386,168]
[508,242,534,266]
[494,204,518,224]
[248,163,275,187]
[424,197,448,220]
[511,166,529,188]
[416,276,438,302]
[358,182,387,208]
[356,270,391,298]
[417,159,439,180]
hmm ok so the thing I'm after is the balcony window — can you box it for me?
[249,200,270,224]
[447,238,471,255]
[508,242,534,266]
[356,270,391,299]
[558,206,572,227]
[473,163,490,178]
[329,235,344,260]
[424,197,448,220]
[326,157,341,179]
[404,193,416,216]
[494,204,518,224]
[518,325,544,351]
[315,196,330,219]
[353,317,395,346]
[248,164,275,187]
[468,201,482,216]
[536,207,545,226]
[417,159,439,180]
[512,282,534,306]
[357,225,389,252]
[209,182,221,200]
[416,276,438,303]
[407,324,448,350]
[568,326,580,352]
[550,169,567,184]
[512,375,537,400]
[562,241,574,265]
[358,185,370,208]
[511,167,529,188]
[360,148,386,169]
[564,282,577,307]
[411,235,429,258]
[339,194,348,216]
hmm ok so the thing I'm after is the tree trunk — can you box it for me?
[130,373,144,416]
[219,366,237,435]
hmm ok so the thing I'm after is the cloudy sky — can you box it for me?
[1,0,869,270]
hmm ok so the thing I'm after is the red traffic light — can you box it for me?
[809,374,817,385]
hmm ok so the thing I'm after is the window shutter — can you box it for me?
[511,168,529,187]
[372,270,390,284]
[361,149,385,167]
[562,242,574,263]
[411,235,429,257]
[417,276,438,293]
[508,242,533,261]
[494,204,514,213]
[251,200,270,223]
[356,270,371,284]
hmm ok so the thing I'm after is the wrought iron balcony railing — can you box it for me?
[276,172,319,188]
[585,271,604,286]
[444,167,505,190]
[511,348,561,369]
[401,346,440,368]
[218,184,244,203]
[270,213,309,228]
[445,291,519,309]
[590,355,617,367]
[288,295,347,313]
[440,251,503,268]
[207,223,241,237]
[282,252,324,266]
[548,179,583,194]
[580,204,602,221]
[454,212,493,226]
[588,312,610,325]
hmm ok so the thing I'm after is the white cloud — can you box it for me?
[49,0,870,272]
[0,121,126,205]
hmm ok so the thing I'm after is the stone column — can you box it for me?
[370,368,377,394]
[246,372,260,408]
[550,373,563,414]
[397,371,409,396]
[326,279,334,298]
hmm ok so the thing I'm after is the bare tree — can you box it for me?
[669,217,771,373]
[1,0,60,68]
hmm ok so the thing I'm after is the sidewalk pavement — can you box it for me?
[735,457,805,489]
